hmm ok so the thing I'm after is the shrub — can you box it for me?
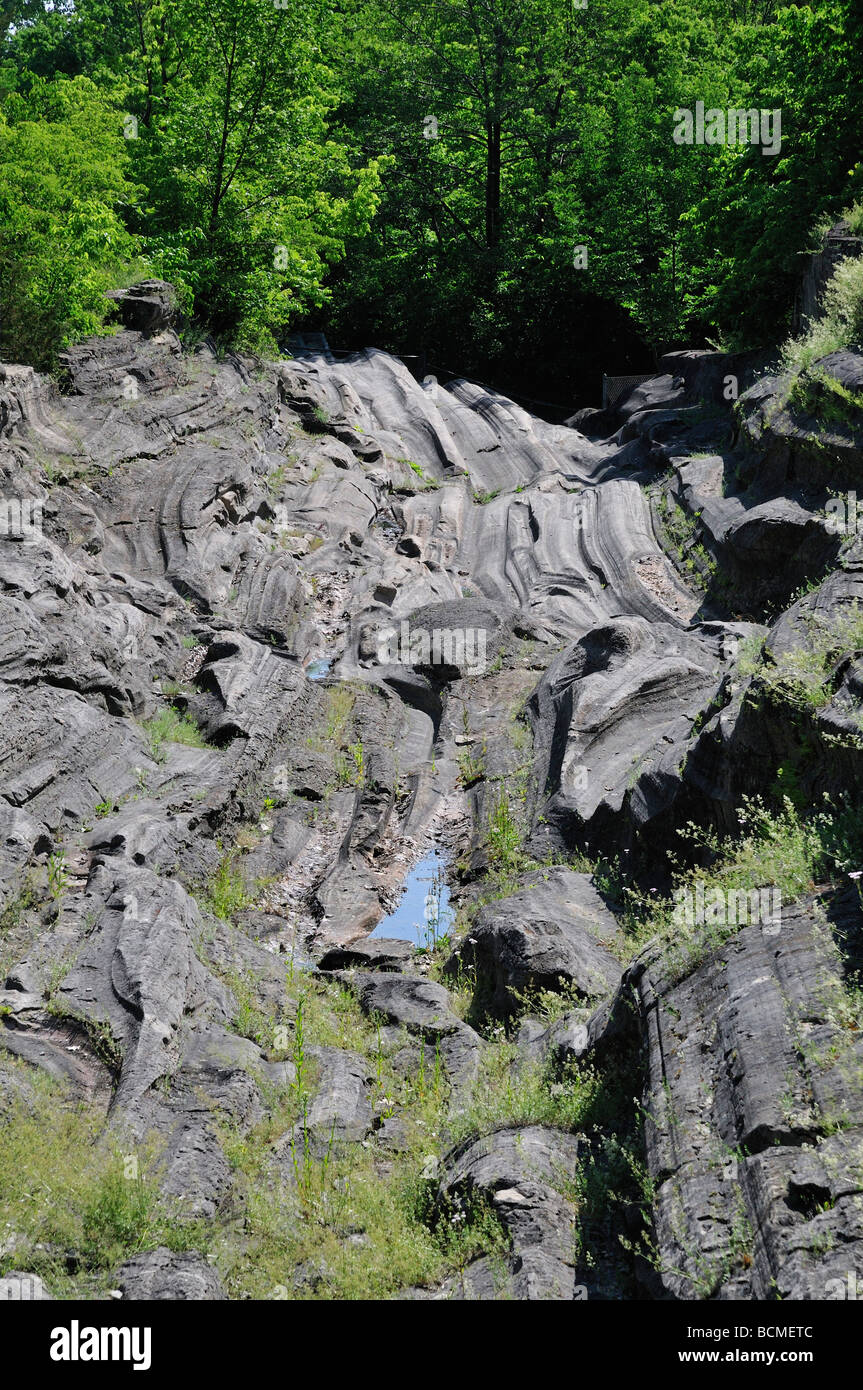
[782,250,863,374]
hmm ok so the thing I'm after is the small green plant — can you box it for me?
[0,879,38,934]
[744,603,863,712]
[782,247,863,375]
[142,707,208,763]
[44,1000,123,1071]
[226,968,273,1046]
[293,993,308,1101]
[323,687,356,743]
[660,495,716,586]
[485,785,525,881]
[456,707,485,786]
[47,851,69,903]
[268,462,287,493]
[196,850,254,921]
[348,741,364,783]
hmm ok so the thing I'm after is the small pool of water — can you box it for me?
[370,849,455,948]
[305,658,332,680]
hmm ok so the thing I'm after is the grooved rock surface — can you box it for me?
[317,937,416,972]
[450,867,623,1014]
[118,1248,224,1301]
[343,971,483,1086]
[2,304,862,1302]
[279,1046,375,1157]
[631,889,863,1299]
[436,1126,583,1300]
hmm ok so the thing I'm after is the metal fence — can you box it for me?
[602,373,655,411]
[286,331,335,363]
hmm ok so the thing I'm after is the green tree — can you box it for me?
[130,0,386,348]
[684,0,863,348]
[0,74,146,368]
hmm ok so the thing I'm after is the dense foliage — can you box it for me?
[2,0,862,399]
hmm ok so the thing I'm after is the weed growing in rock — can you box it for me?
[47,850,68,903]
[457,707,486,786]
[510,978,593,1027]
[659,494,716,588]
[334,739,364,787]
[448,1047,605,1142]
[0,1068,208,1296]
[223,966,278,1046]
[741,602,863,713]
[0,877,38,934]
[567,1134,648,1287]
[306,687,357,767]
[484,781,530,889]
[43,1002,123,1073]
[195,850,254,921]
[142,706,208,762]
[617,793,863,981]
[782,243,863,375]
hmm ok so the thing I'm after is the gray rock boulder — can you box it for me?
[343,971,483,1087]
[317,937,417,972]
[279,1046,374,1158]
[437,1126,583,1299]
[105,280,181,336]
[450,868,622,1015]
[631,888,863,1299]
[117,1248,223,1300]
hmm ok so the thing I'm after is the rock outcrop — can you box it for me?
[1,282,863,1300]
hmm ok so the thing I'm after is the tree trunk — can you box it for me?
[485,117,501,249]
[209,33,238,237]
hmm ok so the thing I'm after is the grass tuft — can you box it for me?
[142,707,208,763]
